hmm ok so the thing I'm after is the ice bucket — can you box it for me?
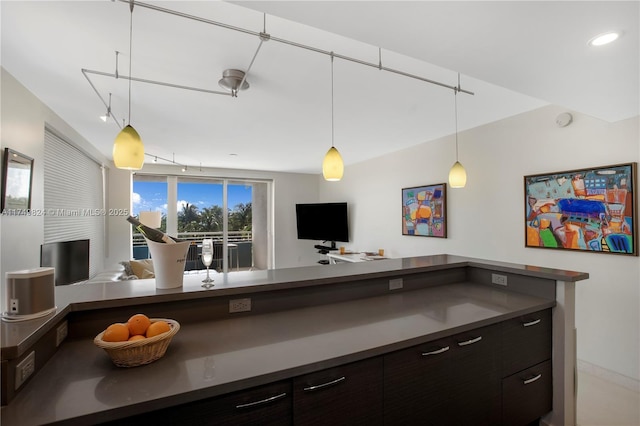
[145,238,191,289]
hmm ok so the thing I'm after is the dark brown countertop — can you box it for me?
[0,281,555,426]
[0,254,588,360]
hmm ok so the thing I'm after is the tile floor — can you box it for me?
[577,370,640,426]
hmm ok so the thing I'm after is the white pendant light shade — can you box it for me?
[113,124,144,170]
[322,146,344,181]
[448,161,467,188]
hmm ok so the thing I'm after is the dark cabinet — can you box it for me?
[384,323,501,425]
[502,309,552,377]
[111,309,553,426]
[501,309,553,425]
[105,380,292,426]
[448,324,502,425]
[383,335,453,424]
[503,360,553,426]
[293,357,383,426]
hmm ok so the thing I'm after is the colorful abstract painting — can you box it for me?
[524,163,637,255]
[402,183,447,238]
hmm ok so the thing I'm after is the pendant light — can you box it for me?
[448,74,467,188]
[322,53,344,181]
[113,0,144,170]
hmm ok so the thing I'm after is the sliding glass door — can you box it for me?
[132,175,272,272]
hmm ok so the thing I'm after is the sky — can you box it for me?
[132,181,252,216]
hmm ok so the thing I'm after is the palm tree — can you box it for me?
[178,203,200,232]
[229,202,252,231]
[200,206,224,233]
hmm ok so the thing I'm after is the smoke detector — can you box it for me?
[555,112,573,128]
[218,69,249,96]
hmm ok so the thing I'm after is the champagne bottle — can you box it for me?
[126,216,180,244]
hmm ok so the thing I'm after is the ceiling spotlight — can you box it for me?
[100,93,112,122]
[182,165,187,172]
[588,31,620,46]
[218,69,249,97]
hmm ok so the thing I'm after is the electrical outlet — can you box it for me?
[15,351,35,390]
[10,299,18,313]
[389,278,403,290]
[491,273,508,286]
[229,298,251,313]
[56,321,68,347]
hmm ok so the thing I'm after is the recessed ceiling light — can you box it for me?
[229,153,238,157]
[588,31,620,47]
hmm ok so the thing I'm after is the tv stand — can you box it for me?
[314,244,338,251]
[314,243,338,258]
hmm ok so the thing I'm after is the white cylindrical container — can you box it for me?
[145,238,191,289]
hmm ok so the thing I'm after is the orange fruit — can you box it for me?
[128,334,146,342]
[102,323,130,342]
[146,320,171,338]
[127,314,151,336]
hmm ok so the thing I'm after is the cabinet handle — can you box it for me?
[457,336,482,346]
[235,392,287,409]
[523,374,542,385]
[303,376,346,392]
[422,346,450,356]
[522,319,541,327]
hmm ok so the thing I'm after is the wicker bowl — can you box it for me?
[94,318,180,367]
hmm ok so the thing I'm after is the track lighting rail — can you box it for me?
[117,0,474,96]
[82,69,232,97]
[82,66,233,129]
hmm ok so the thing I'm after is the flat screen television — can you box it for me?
[40,239,90,286]
[295,202,349,246]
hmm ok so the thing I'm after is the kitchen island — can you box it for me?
[0,255,588,425]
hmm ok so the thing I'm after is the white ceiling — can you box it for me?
[2,1,638,174]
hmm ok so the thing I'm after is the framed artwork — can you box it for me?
[524,162,637,256]
[1,148,34,212]
[402,183,447,238]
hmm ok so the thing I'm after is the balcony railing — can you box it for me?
[132,230,254,270]
[133,230,252,246]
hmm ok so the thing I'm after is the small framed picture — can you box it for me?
[1,148,34,212]
[402,183,447,238]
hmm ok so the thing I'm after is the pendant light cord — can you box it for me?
[454,72,460,161]
[128,0,134,125]
[331,52,335,148]
[454,89,458,161]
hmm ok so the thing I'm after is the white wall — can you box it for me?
[320,104,640,383]
[0,69,108,285]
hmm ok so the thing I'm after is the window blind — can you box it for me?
[44,128,104,278]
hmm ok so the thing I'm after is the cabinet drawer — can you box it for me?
[109,380,292,426]
[383,336,453,424]
[384,323,502,425]
[293,357,383,426]
[502,308,552,376]
[502,360,552,426]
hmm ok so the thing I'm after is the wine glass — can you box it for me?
[201,238,214,288]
